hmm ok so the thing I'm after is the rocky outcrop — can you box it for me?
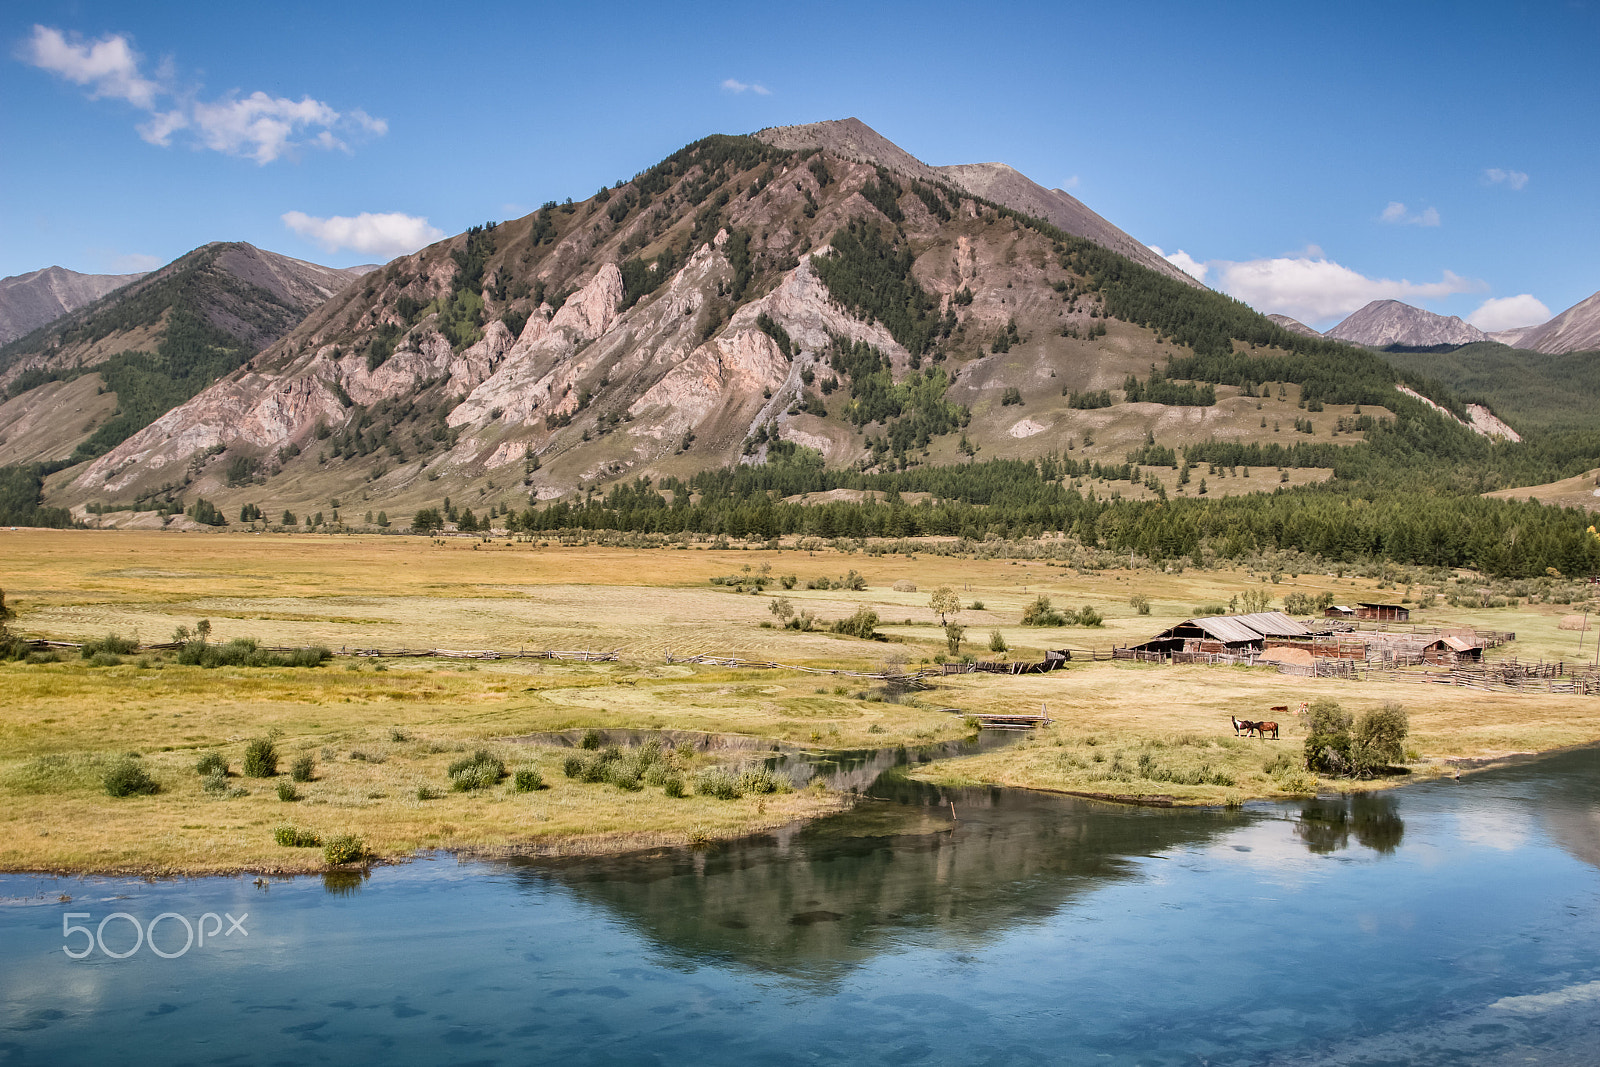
[1268,314,1321,338]
[1396,385,1520,442]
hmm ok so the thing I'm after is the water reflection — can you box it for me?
[322,869,370,895]
[1295,794,1406,855]
[507,771,1250,981]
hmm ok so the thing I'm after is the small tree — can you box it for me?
[243,737,278,778]
[988,629,1007,652]
[1302,699,1353,776]
[768,597,795,623]
[1352,702,1409,775]
[1021,595,1066,626]
[929,586,962,624]
[1129,593,1151,615]
[945,622,966,655]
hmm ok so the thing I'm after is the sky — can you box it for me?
[3,0,1596,333]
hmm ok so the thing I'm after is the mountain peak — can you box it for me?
[1325,299,1487,347]
[755,119,1202,289]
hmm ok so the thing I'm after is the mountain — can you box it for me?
[1325,300,1488,347]
[1490,288,1600,354]
[754,118,1203,289]
[0,243,373,469]
[1267,314,1321,338]
[0,266,147,345]
[24,122,1482,531]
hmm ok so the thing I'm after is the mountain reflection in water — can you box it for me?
[507,768,1250,981]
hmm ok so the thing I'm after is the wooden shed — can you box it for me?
[1355,602,1410,622]
[1324,605,1357,618]
[1132,611,1311,655]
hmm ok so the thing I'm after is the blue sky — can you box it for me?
[3,0,1596,331]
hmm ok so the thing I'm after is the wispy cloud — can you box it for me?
[21,25,385,164]
[1057,176,1080,191]
[1153,246,1484,325]
[281,211,444,259]
[720,78,771,95]
[1468,294,1550,332]
[1380,201,1441,227]
[111,252,161,272]
[1484,168,1529,190]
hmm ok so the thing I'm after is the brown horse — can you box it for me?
[1254,720,1280,740]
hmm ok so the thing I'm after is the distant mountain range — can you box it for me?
[0,243,373,469]
[0,266,147,345]
[1303,292,1600,353]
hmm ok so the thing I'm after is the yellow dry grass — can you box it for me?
[1,529,1596,873]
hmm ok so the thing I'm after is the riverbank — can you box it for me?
[3,530,1597,874]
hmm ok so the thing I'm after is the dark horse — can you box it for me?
[1230,715,1256,736]
[1254,720,1280,740]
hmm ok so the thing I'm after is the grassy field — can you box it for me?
[2,529,1596,874]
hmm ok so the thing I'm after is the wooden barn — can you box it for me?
[1355,602,1410,622]
[1324,604,1357,619]
[1423,633,1485,666]
[1131,612,1312,655]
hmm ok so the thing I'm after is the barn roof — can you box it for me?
[1357,602,1409,611]
[1143,611,1313,646]
[1233,611,1313,637]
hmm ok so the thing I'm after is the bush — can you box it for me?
[694,768,743,799]
[737,768,785,795]
[243,738,278,778]
[88,652,123,667]
[892,579,917,592]
[290,755,315,782]
[513,768,545,792]
[989,630,1007,652]
[831,606,880,639]
[81,633,139,658]
[563,754,586,778]
[323,834,365,865]
[1021,596,1066,626]
[195,752,228,776]
[1129,594,1151,615]
[1076,605,1104,627]
[1352,702,1409,775]
[448,749,507,791]
[103,758,159,797]
[663,776,686,798]
[201,770,229,796]
[274,826,321,847]
[579,729,603,750]
[1302,699,1353,776]
[276,780,300,802]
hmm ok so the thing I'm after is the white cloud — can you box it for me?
[1148,246,1209,284]
[1380,201,1440,226]
[281,211,445,259]
[1172,249,1484,324]
[1485,168,1529,190]
[720,78,771,95]
[1057,176,1080,191]
[1467,294,1550,332]
[21,24,384,164]
[22,25,161,108]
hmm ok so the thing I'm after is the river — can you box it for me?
[2,743,1597,1065]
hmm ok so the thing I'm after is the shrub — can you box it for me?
[989,630,1007,652]
[88,652,123,668]
[195,752,228,776]
[1129,594,1151,615]
[81,633,139,658]
[579,729,603,750]
[323,834,365,865]
[893,579,917,592]
[416,785,442,801]
[1352,702,1409,775]
[513,768,545,792]
[103,758,158,797]
[563,754,586,778]
[276,780,300,802]
[388,728,410,742]
[1302,699,1353,776]
[1021,596,1066,626]
[201,770,229,795]
[290,755,315,782]
[663,776,686,798]
[831,606,880,639]
[1076,605,1104,627]
[694,768,743,799]
[448,749,507,791]
[274,826,322,847]
[243,738,278,778]
[737,768,785,795]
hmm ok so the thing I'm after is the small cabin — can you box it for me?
[1324,605,1357,618]
[1355,602,1410,622]
[1423,634,1484,666]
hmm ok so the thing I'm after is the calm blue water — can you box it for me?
[3,747,1598,1066]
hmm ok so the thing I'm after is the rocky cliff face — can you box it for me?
[0,266,146,346]
[1325,300,1488,347]
[1268,314,1321,338]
